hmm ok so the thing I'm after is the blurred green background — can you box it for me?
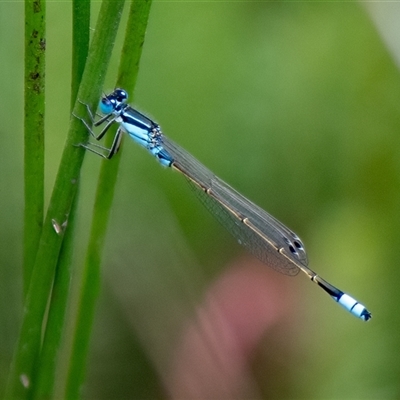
[1,1,400,399]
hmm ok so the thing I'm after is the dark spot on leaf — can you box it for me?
[33,0,41,13]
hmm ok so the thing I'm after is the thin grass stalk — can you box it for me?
[23,0,46,297]
[29,2,91,398]
[5,1,125,398]
[64,1,153,397]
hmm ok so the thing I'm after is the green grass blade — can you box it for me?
[29,2,91,399]
[30,192,80,400]
[71,0,91,107]
[118,0,153,90]
[23,0,46,297]
[65,1,153,397]
[4,1,126,399]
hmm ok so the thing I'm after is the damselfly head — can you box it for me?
[100,89,128,114]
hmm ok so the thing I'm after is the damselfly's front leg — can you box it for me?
[73,100,123,159]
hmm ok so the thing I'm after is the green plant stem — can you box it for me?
[29,2,91,399]
[71,0,91,106]
[118,0,153,89]
[5,1,125,399]
[30,191,80,400]
[23,0,46,297]
[65,1,153,397]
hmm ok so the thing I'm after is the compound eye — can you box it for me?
[99,97,115,114]
[114,88,128,102]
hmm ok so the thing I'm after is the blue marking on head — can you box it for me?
[99,97,114,114]
[99,88,129,114]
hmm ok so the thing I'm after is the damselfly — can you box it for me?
[75,88,372,321]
